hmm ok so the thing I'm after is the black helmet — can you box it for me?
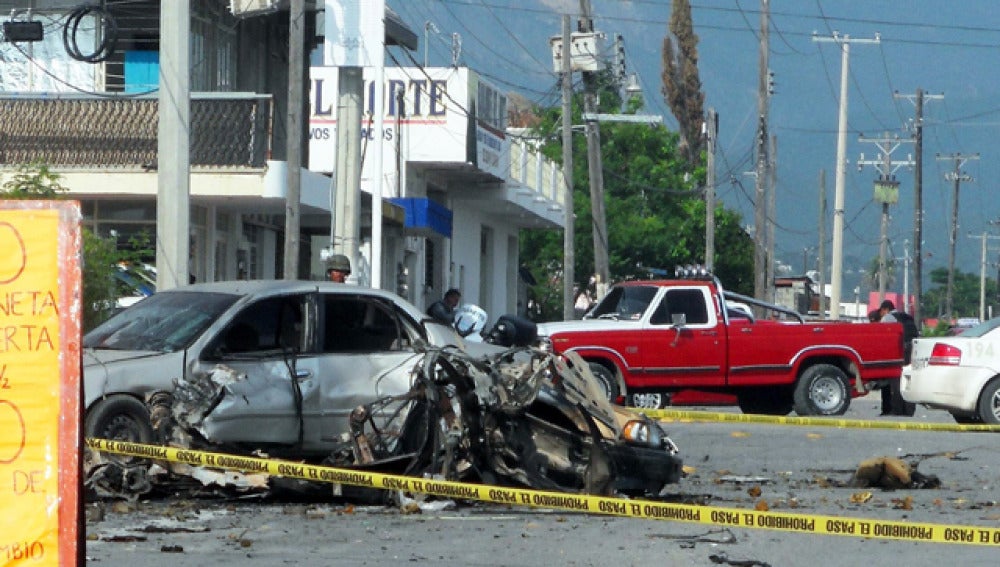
[328,254,351,274]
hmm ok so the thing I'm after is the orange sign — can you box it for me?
[0,201,81,566]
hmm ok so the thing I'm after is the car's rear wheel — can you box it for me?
[976,379,1000,424]
[737,390,793,415]
[793,364,850,416]
[588,362,620,402]
[85,395,154,443]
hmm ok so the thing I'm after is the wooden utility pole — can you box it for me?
[753,0,770,305]
[937,153,979,319]
[895,89,942,322]
[561,15,575,320]
[579,0,609,299]
[705,108,717,271]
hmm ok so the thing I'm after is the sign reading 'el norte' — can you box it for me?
[0,201,82,566]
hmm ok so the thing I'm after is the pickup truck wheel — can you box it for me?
[588,363,620,402]
[631,393,666,409]
[793,364,850,416]
[975,379,1000,424]
[737,391,792,415]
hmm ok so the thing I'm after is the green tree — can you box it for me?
[661,0,705,167]
[920,267,995,320]
[519,74,752,321]
[1,162,150,330]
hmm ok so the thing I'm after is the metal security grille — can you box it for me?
[0,94,272,168]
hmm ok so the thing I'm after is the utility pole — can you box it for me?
[818,169,827,318]
[857,132,914,303]
[156,0,190,291]
[752,0,770,306]
[283,0,305,280]
[705,108,717,271]
[579,0,610,299]
[561,15,575,320]
[937,152,978,319]
[902,239,910,314]
[968,232,1000,321]
[895,89,942,325]
[812,32,880,319]
[767,134,776,303]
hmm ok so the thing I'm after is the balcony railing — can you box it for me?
[0,93,272,168]
[509,138,566,208]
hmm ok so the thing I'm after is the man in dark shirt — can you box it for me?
[427,288,461,325]
[877,300,918,416]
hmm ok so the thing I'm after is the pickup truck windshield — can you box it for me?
[84,291,239,352]
[588,285,658,320]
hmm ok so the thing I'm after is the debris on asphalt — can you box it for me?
[851,456,941,489]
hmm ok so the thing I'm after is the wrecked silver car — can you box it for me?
[82,281,681,498]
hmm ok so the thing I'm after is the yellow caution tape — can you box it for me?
[633,409,1000,432]
[87,438,1000,546]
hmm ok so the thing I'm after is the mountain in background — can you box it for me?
[390,1,1000,308]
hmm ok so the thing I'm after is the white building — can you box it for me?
[0,0,564,320]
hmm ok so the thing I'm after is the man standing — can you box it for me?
[427,288,461,324]
[878,299,918,416]
[326,254,351,283]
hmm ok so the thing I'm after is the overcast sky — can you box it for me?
[390,1,1000,294]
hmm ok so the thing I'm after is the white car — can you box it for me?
[900,317,1000,423]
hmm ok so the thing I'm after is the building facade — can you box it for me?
[0,0,564,319]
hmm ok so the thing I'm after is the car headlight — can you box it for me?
[622,419,663,448]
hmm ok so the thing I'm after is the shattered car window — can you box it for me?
[84,291,239,352]
[206,295,308,357]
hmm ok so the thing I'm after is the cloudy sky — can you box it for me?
[389,1,1000,297]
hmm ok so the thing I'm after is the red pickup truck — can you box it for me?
[537,273,905,416]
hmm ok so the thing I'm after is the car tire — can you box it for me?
[793,364,850,416]
[630,392,668,410]
[976,379,1000,424]
[737,390,792,415]
[85,395,154,443]
[588,362,620,402]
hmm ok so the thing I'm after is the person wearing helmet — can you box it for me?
[326,254,351,283]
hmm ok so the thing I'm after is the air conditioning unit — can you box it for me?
[229,0,281,18]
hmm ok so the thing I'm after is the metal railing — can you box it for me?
[0,93,272,168]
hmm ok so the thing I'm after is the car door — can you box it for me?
[189,292,319,448]
[312,292,424,448]
[640,286,726,387]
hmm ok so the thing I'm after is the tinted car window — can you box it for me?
[84,291,239,352]
[321,295,414,353]
[650,289,709,326]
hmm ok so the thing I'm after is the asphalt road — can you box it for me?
[84,393,1000,566]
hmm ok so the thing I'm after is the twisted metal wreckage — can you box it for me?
[85,345,683,502]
